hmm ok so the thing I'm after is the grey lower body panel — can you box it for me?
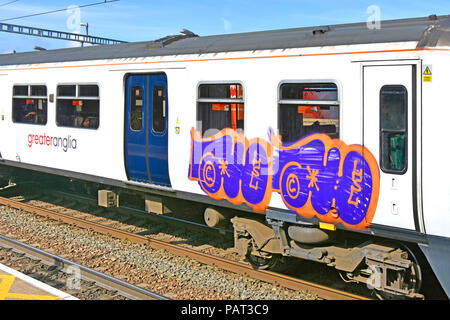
[419,235,450,299]
[0,159,254,212]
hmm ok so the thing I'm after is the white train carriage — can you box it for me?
[0,15,449,299]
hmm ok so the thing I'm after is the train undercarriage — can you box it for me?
[230,215,424,300]
[0,166,442,300]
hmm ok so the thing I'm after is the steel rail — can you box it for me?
[0,233,168,300]
[0,195,369,300]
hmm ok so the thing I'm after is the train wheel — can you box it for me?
[246,251,280,270]
[377,244,422,300]
[403,244,423,294]
[370,244,423,300]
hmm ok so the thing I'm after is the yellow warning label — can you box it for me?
[319,222,336,231]
[423,65,432,82]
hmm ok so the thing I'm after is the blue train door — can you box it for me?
[125,73,171,187]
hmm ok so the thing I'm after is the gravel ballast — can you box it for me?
[0,205,318,300]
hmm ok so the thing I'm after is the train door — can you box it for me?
[363,64,419,231]
[125,73,171,187]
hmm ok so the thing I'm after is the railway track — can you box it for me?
[0,192,370,300]
[0,234,168,300]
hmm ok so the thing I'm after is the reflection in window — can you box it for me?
[79,85,99,97]
[197,83,244,138]
[56,84,99,129]
[12,85,48,125]
[130,86,143,131]
[57,85,76,97]
[380,85,407,173]
[152,86,166,133]
[278,83,339,145]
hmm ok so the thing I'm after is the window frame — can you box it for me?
[379,84,408,175]
[196,81,246,137]
[55,83,100,130]
[12,84,48,126]
[277,79,341,144]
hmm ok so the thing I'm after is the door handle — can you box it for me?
[163,100,166,117]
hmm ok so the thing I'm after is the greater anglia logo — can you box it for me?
[27,133,78,152]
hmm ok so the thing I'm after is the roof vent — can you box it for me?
[152,29,199,47]
[180,28,198,37]
[312,26,330,35]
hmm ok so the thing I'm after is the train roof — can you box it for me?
[1,14,450,66]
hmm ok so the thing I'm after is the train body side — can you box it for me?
[0,67,127,182]
[416,51,450,298]
[1,41,449,238]
[420,51,450,238]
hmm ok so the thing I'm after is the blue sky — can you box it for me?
[1,0,450,53]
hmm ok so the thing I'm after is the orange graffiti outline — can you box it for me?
[271,132,380,229]
[189,128,380,229]
[190,127,273,213]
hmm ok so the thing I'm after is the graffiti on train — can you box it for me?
[188,128,380,229]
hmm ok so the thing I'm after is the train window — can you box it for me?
[57,85,76,97]
[278,82,339,144]
[130,86,143,131]
[380,85,407,173]
[56,84,99,129]
[13,85,28,96]
[152,86,166,133]
[197,83,244,138]
[79,85,99,97]
[12,85,48,125]
[31,85,47,97]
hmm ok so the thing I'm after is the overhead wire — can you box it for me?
[0,0,19,8]
[0,0,119,22]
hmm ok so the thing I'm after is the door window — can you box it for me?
[380,85,408,173]
[152,86,166,133]
[130,86,143,131]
